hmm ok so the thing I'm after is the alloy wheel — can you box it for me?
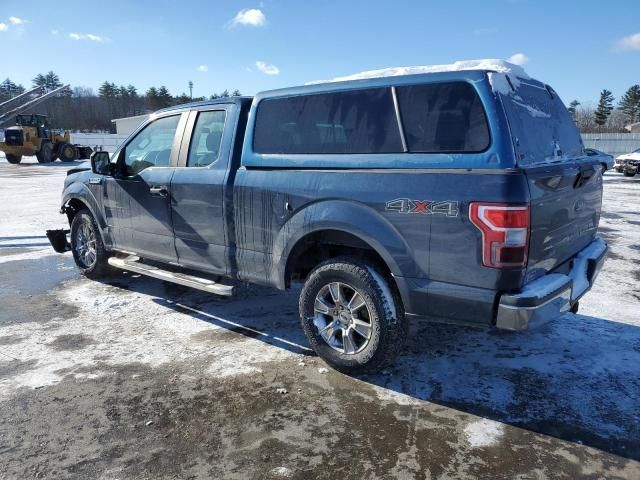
[313,282,373,354]
[75,219,97,268]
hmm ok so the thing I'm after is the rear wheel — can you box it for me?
[5,154,22,164]
[70,209,111,278]
[624,170,636,177]
[299,257,407,373]
[58,143,77,162]
[36,142,53,163]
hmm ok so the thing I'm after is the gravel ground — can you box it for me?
[0,156,639,479]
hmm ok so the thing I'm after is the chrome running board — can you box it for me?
[108,256,233,296]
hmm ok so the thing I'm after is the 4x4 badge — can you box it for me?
[385,198,459,217]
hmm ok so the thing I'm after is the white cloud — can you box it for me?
[255,61,279,75]
[69,32,109,43]
[196,65,208,72]
[508,53,529,65]
[51,29,58,35]
[231,8,266,27]
[9,16,27,25]
[0,23,7,32]
[616,32,640,51]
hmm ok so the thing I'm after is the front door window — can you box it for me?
[123,115,181,175]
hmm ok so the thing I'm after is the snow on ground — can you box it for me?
[0,156,639,472]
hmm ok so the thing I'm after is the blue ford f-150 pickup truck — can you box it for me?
[48,60,608,373]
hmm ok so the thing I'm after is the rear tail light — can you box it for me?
[469,203,530,268]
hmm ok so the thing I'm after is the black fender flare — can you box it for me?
[272,200,419,289]
[61,183,112,247]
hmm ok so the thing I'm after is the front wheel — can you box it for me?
[624,170,637,177]
[5,154,22,164]
[299,258,407,374]
[36,142,53,163]
[70,209,111,278]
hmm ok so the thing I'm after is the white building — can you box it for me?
[111,114,150,135]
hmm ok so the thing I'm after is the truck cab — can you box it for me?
[51,60,607,373]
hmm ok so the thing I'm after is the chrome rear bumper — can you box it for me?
[496,238,607,331]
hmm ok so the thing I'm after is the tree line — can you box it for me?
[567,84,640,133]
[2,71,640,134]
[0,71,241,132]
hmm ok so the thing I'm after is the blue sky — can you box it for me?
[1,0,639,105]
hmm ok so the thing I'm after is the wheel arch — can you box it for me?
[61,183,112,247]
[273,200,418,290]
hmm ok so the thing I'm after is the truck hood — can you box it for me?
[66,160,91,176]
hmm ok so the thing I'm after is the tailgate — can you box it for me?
[524,159,602,280]
[494,75,603,281]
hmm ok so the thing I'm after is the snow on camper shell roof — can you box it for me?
[308,59,530,84]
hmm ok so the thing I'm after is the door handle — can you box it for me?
[149,185,169,197]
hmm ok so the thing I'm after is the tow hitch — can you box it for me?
[46,229,71,253]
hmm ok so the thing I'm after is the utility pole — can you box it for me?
[188,81,193,100]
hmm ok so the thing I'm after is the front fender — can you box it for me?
[272,199,418,289]
[61,181,112,246]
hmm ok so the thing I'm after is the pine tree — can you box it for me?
[594,89,614,126]
[44,71,62,90]
[175,92,191,105]
[220,89,229,98]
[157,86,172,108]
[145,87,159,110]
[618,85,640,124]
[32,73,47,89]
[567,100,580,119]
[0,78,21,100]
[98,81,116,98]
[232,89,242,97]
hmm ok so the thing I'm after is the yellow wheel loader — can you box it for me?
[0,114,92,164]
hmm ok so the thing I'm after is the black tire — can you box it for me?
[58,143,77,162]
[624,170,636,177]
[70,209,111,278]
[5,154,22,164]
[299,257,407,374]
[36,141,53,163]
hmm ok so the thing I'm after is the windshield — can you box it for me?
[497,79,583,166]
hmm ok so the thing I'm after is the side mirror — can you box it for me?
[91,151,111,175]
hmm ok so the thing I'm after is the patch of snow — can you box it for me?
[568,238,607,301]
[308,58,530,85]
[516,273,570,299]
[464,418,505,447]
[511,99,552,118]
[367,266,398,319]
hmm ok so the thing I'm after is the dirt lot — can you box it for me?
[1,157,639,479]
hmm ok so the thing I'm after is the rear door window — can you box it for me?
[253,88,403,154]
[396,82,490,153]
[187,110,226,167]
